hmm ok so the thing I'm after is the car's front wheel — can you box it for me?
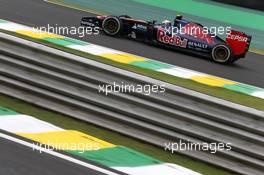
[102,16,123,36]
[211,44,233,64]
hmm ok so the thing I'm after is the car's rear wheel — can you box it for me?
[211,44,233,64]
[102,16,123,36]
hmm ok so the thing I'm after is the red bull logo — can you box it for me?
[157,29,188,48]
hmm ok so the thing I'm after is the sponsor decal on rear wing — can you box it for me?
[226,30,251,57]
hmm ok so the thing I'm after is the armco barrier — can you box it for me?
[1,19,264,101]
[0,33,264,175]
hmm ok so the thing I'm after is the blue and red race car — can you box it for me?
[81,15,251,64]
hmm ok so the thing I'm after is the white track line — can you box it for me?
[0,132,121,175]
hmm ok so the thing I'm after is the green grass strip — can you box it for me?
[132,0,264,31]
[130,60,174,70]
[68,146,163,167]
[43,37,89,46]
[224,84,262,94]
[0,107,19,116]
[0,19,8,23]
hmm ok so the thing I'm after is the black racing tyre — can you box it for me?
[211,44,233,64]
[102,16,123,36]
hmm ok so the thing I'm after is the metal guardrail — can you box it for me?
[0,32,264,175]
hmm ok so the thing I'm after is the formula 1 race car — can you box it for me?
[81,15,251,64]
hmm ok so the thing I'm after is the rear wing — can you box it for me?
[226,30,251,57]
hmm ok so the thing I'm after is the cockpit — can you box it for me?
[174,15,183,27]
[161,15,183,27]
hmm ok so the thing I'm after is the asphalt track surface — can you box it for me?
[0,135,106,175]
[1,0,264,88]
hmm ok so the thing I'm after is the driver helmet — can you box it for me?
[175,15,183,20]
[174,15,183,27]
